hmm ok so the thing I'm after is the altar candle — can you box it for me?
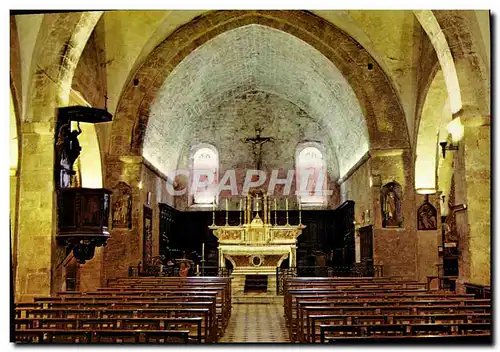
[202,243,205,260]
[298,197,301,211]
[226,198,228,211]
[239,199,242,211]
[196,264,200,273]
[213,197,216,211]
[286,198,288,211]
[274,198,277,211]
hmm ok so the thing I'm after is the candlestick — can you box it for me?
[239,198,243,226]
[274,198,278,226]
[286,198,289,226]
[225,199,229,225]
[263,194,268,224]
[212,198,216,226]
[268,198,271,225]
[243,197,247,224]
[298,196,302,225]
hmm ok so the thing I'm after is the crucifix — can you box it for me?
[243,124,274,170]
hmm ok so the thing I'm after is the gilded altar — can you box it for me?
[209,193,305,295]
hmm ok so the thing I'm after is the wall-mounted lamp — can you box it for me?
[416,188,436,195]
[450,203,467,212]
[439,141,459,158]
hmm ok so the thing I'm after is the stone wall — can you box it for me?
[339,158,372,223]
[415,193,441,282]
[139,163,176,261]
[103,156,143,279]
[370,150,418,280]
[175,90,341,210]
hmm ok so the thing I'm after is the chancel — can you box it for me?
[210,191,305,299]
[10,9,491,344]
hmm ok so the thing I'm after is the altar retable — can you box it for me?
[209,192,305,295]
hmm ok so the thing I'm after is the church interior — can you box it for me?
[9,10,491,344]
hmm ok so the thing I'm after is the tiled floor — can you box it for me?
[220,304,290,343]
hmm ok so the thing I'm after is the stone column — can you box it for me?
[454,114,490,288]
[16,122,56,301]
[369,149,418,280]
[103,155,144,280]
[415,193,441,283]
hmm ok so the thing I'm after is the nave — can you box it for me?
[14,275,491,344]
[220,304,289,343]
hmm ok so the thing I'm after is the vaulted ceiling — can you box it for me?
[13,10,490,184]
[144,24,369,178]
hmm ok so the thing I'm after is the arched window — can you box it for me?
[296,144,327,205]
[191,145,218,205]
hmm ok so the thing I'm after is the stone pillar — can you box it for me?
[16,122,56,301]
[415,193,441,283]
[103,155,144,281]
[454,114,490,288]
[10,168,19,287]
[369,149,418,280]
[79,247,105,291]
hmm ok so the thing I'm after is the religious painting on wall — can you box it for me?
[417,198,437,230]
[380,181,403,228]
[143,206,153,266]
[112,182,132,229]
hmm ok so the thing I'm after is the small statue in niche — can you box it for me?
[417,198,437,230]
[380,182,402,228]
[56,122,82,188]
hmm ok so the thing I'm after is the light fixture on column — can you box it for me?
[416,188,436,195]
[439,141,458,158]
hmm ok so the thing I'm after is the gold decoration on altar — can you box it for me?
[209,193,305,277]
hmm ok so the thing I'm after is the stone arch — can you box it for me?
[433,10,490,116]
[414,67,449,193]
[414,11,489,198]
[414,10,462,114]
[16,12,102,300]
[110,10,409,165]
[24,12,103,122]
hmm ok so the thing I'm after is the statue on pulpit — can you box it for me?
[56,122,82,188]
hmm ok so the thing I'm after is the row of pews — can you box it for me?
[14,276,231,344]
[283,277,491,344]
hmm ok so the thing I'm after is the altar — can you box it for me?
[209,192,305,296]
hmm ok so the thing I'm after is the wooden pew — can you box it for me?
[308,313,491,342]
[15,329,190,343]
[322,334,492,344]
[285,291,475,328]
[296,302,491,342]
[16,307,215,342]
[319,322,491,341]
[16,317,204,343]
